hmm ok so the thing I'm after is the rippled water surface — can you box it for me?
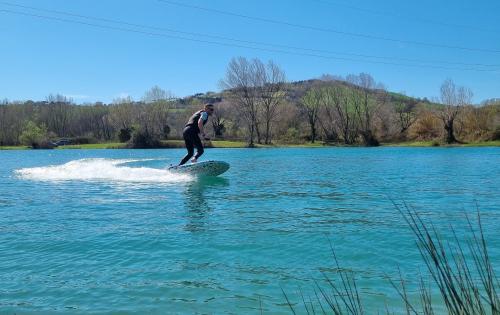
[1,148,499,314]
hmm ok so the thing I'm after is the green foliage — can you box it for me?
[19,121,49,148]
[118,127,133,142]
[283,127,300,143]
[301,88,323,111]
[128,129,161,148]
[431,139,441,146]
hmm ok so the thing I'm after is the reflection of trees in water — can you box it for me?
[183,177,229,232]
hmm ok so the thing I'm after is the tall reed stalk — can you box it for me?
[283,205,499,314]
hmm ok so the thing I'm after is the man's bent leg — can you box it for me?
[179,131,195,165]
[192,135,204,162]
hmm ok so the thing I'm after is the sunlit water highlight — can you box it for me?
[1,148,499,314]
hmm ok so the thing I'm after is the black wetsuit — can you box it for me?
[179,110,209,165]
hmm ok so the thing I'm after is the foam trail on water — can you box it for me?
[15,158,191,183]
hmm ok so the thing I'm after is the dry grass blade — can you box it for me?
[283,202,498,314]
[397,203,499,315]
[387,267,419,315]
[282,286,297,315]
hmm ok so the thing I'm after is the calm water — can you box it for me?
[1,148,499,314]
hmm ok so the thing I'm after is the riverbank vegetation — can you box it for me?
[1,58,499,149]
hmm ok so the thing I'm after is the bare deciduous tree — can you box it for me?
[220,57,261,147]
[45,94,72,137]
[138,86,173,141]
[94,104,113,140]
[110,96,136,130]
[437,79,473,144]
[71,105,109,140]
[143,85,175,104]
[315,87,337,143]
[255,60,286,144]
[300,87,322,143]
[329,86,359,144]
[0,104,7,145]
[395,100,418,135]
[348,73,382,146]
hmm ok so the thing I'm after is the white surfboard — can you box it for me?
[168,160,230,176]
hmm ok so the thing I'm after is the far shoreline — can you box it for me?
[1,140,499,150]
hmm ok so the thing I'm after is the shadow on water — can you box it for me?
[183,176,230,232]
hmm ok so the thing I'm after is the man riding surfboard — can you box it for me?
[178,103,214,165]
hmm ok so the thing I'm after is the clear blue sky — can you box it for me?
[1,0,499,103]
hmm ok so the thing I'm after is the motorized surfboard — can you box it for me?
[168,160,230,177]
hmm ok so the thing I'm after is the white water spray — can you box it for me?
[15,158,192,183]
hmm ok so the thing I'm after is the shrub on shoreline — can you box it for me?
[19,121,53,149]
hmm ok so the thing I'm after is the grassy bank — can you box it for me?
[55,142,126,149]
[0,140,248,150]
[462,140,500,147]
[0,145,30,150]
[1,140,499,150]
[384,140,438,147]
[385,140,500,147]
[210,140,325,148]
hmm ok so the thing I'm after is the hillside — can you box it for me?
[0,77,499,148]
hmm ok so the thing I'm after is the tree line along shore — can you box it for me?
[1,57,499,150]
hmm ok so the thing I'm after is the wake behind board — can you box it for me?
[168,160,230,177]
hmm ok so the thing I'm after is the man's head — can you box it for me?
[204,103,215,115]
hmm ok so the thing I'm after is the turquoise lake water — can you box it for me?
[1,148,499,314]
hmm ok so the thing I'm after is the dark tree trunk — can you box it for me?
[254,113,262,144]
[255,123,262,144]
[361,130,379,146]
[248,122,255,147]
[444,120,458,144]
[310,119,316,143]
[265,120,271,144]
